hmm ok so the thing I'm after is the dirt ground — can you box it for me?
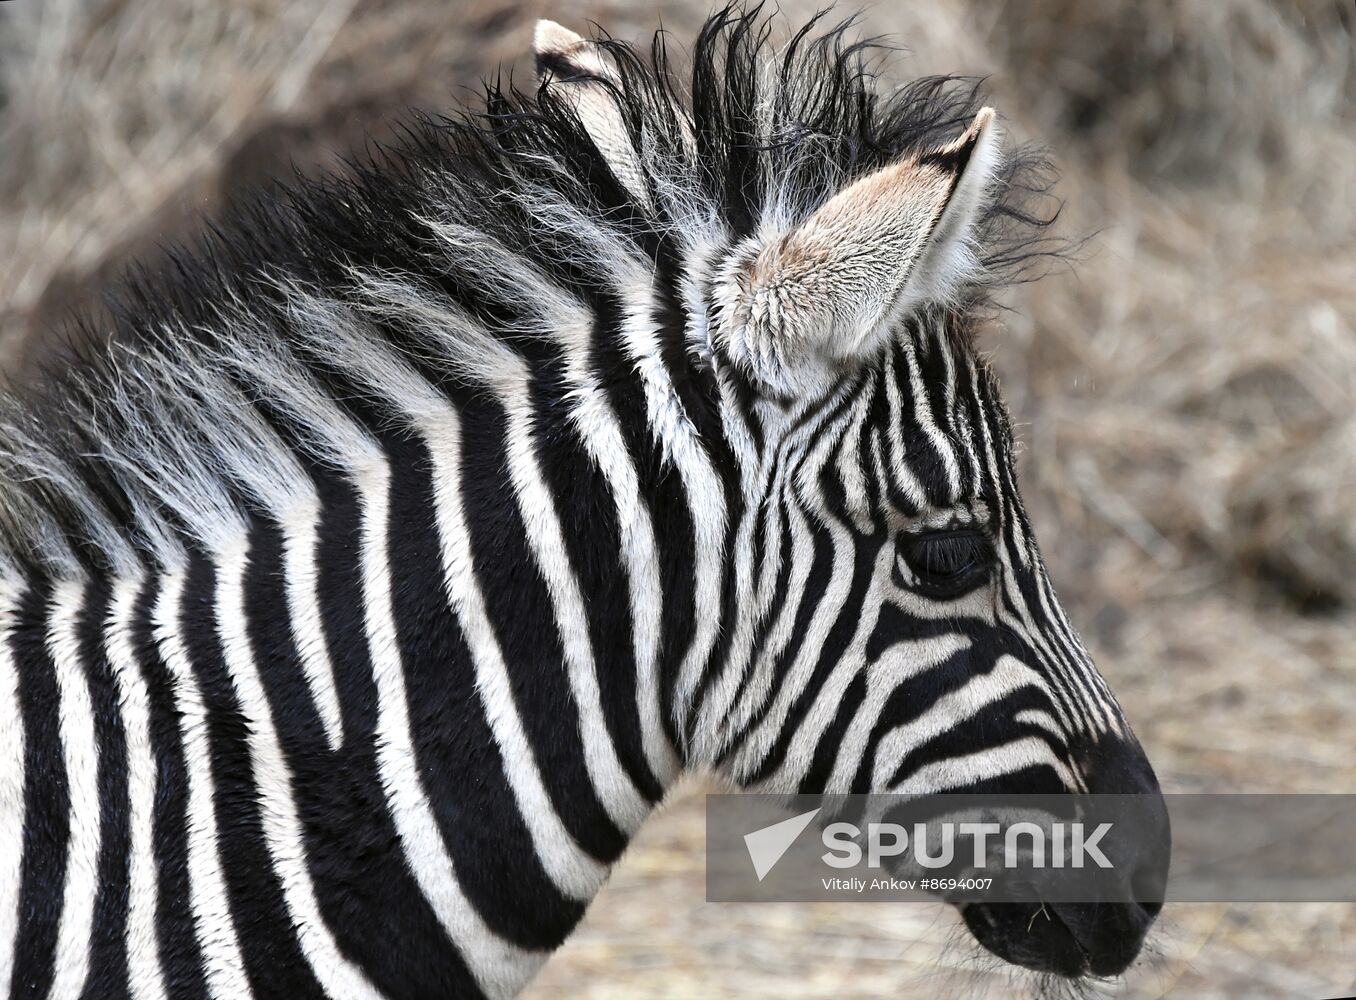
[1,1,1353,996]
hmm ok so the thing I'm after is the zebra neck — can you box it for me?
[0,426,688,998]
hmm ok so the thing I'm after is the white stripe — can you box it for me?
[279,500,346,750]
[881,352,929,509]
[723,396,879,783]
[0,584,26,994]
[903,341,962,498]
[665,419,727,743]
[151,569,252,1000]
[426,208,725,754]
[827,633,972,793]
[213,540,387,1000]
[354,458,544,1000]
[212,315,549,996]
[873,653,1048,788]
[721,484,812,745]
[105,575,168,1000]
[237,307,594,985]
[688,452,778,764]
[835,380,878,533]
[728,500,857,785]
[499,401,649,833]
[1014,709,1068,745]
[422,419,609,902]
[47,580,102,1000]
[605,263,726,744]
[755,541,897,793]
[1027,557,1116,735]
[986,609,1075,735]
[557,312,679,789]
[890,736,1078,796]
[697,394,858,761]
[284,308,612,907]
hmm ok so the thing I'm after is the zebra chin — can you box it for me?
[960,897,1160,979]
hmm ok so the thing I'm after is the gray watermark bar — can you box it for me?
[705,794,1356,904]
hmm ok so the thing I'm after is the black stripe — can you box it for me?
[280,465,481,1000]
[738,525,877,786]
[77,579,131,1000]
[994,588,1080,730]
[893,341,953,509]
[879,680,1055,790]
[687,498,746,748]
[385,431,585,949]
[916,328,967,502]
[857,376,889,521]
[876,355,924,518]
[534,356,665,802]
[461,393,627,862]
[176,553,323,999]
[649,243,744,753]
[883,692,1075,792]
[706,385,866,756]
[713,500,793,768]
[136,573,208,1000]
[795,670,867,795]
[589,286,693,761]
[855,632,981,793]
[9,583,66,998]
[722,509,832,774]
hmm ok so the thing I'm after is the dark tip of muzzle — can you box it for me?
[961,899,1156,978]
[1055,900,1158,977]
[962,902,1085,978]
[956,730,1170,979]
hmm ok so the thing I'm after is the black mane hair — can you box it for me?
[0,4,1063,581]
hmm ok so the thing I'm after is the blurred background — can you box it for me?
[1,0,1353,995]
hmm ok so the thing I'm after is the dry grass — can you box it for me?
[1,0,1353,996]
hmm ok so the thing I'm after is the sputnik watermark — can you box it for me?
[822,819,1113,870]
[714,792,1356,904]
[745,809,1112,882]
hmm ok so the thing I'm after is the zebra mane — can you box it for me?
[0,4,1061,582]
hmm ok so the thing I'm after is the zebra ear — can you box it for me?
[718,108,1002,392]
[532,19,648,203]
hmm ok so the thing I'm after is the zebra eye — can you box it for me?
[900,530,993,596]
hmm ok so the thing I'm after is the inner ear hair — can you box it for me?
[715,107,1004,395]
[905,107,1003,306]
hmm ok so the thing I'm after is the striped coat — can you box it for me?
[0,10,1165,998]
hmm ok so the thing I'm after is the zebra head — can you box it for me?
[539,11,1167,981]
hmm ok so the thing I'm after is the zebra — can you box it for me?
[0,8,1168,998]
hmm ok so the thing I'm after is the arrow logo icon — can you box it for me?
[743,808,821,881]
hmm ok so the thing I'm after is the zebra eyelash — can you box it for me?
[896,528,996,596]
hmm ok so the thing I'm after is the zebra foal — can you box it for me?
[0,8,1167,998]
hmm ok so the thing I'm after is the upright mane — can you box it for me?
[0,5,1058,582]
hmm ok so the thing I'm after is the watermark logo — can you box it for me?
[744,808,821,881]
